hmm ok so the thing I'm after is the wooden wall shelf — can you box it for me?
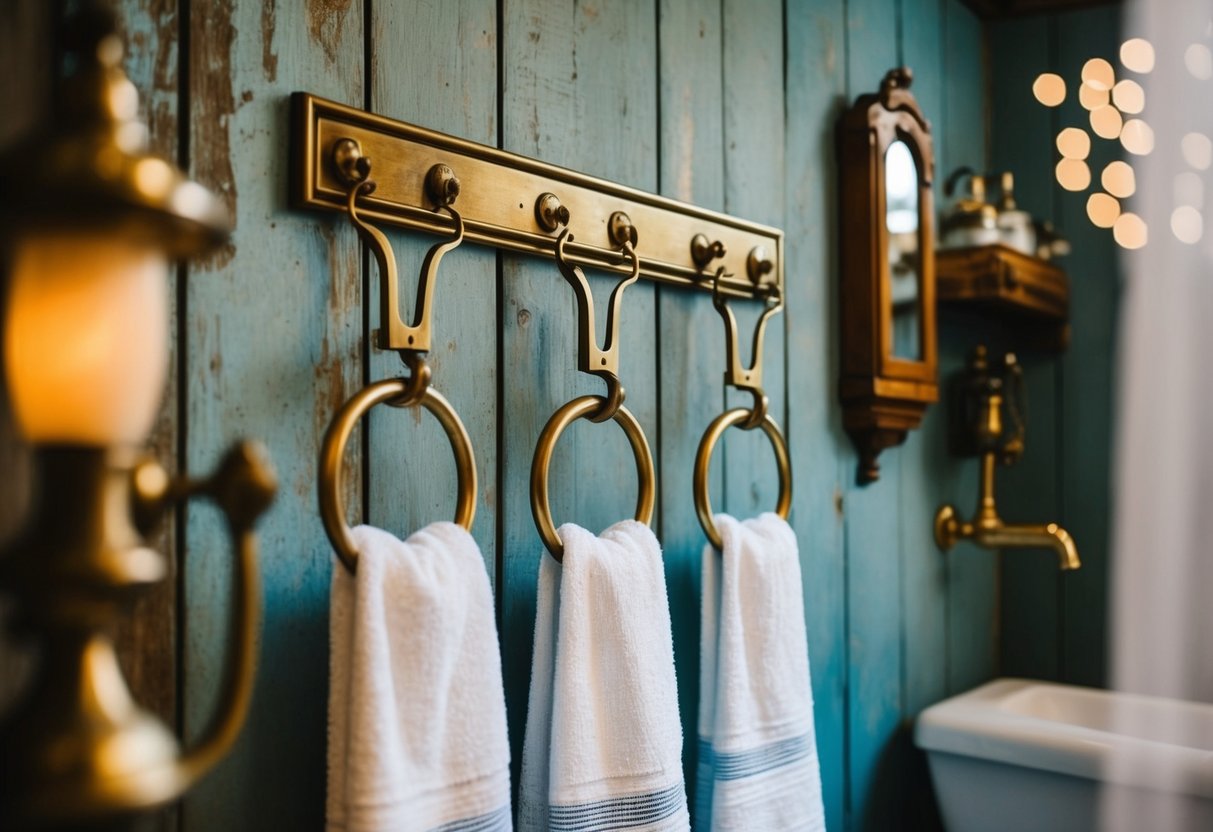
[937,244,1070,351]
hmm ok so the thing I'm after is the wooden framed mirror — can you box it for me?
[837,66,938,484]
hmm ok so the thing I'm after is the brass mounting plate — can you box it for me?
[291,93,783,300]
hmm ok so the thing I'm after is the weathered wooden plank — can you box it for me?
[656,0,724,807]
[784,0,848,827]
[897,2,952,826]
[941,0,1000,697]
[1056,7,1119,687]
[841,1,904,828]
[500,0,660,798]
[988,13,1064,682]
[721,0,787,523]
[900,0,947,717]
[183,2,364,829]
[366,1,498,579]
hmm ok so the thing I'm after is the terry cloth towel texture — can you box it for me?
[327,523,512,832]
[696,513,825,831]
[518,520,690,832]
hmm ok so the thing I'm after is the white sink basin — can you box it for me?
[915,678,1213,831]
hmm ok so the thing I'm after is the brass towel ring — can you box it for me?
[693,407,792,550]
[530,394,655,562]
[319,379,477,573]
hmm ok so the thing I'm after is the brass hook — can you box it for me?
[711,266,784,430]
[554,228,641,423]
[345,183,465,357]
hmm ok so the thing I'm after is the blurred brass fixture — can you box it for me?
[941,167,1000,248]
[530,227,654,561]
[320,156,476,573]
[934,346,1080,570]
[0,3,275,827]
[693,268,791,550]
[291,93,784,301]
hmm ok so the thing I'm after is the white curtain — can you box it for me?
[1105,1,1213,829]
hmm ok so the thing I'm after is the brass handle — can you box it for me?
[319,379,477,573]
[159,442,276,787]
[530,394,655,562]
[693,408,792,550]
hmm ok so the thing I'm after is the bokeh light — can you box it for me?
[1082,58,1115,91]
[1102,161,1137,198]
[1079,82,1110,111]
[1087,193,1121,228]
[1033,73,1066,107]
[1185,44,1213,80]
[1181,132,1212,169]
[1171,206,1203,244]
[1120,38,1156,73]
[1056,158,1092,192]
[1090,105,1123,140]
[1113,212,1148,249]
[1112,79,1145,114]
[1057,127,1092,159]
[1120,119,1155,155]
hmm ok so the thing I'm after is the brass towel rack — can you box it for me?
[294,93,786,564]
[694,269,793,550]
[291,94,782,298]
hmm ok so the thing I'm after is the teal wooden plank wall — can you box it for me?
[0,2,1025,830]
[991,7,1122,690]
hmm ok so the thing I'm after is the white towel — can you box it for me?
[327,523,512,832]
[519,520,691,832]
[696,514,825,831]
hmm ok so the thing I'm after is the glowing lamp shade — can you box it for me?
[4,233,168,446]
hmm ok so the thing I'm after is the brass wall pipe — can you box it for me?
[934,346,1080,570]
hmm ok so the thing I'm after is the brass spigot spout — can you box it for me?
[934,450,1080,570]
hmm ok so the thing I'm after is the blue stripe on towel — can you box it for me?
[549,782,686,831]
[428,805,512,832]
[710,732,813,782]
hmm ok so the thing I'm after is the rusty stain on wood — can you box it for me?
[191,0,238,270]
[307,0,353,64]
[261,0,278,82]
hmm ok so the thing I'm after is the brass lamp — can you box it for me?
[0,2,275,827]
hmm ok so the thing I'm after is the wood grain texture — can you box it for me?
[182,2,364,829]
[656,0,725,806]
[784,0,849,827]
[499,0,660,800]
[841,2,904,829]
[721,0,787,522]
[366,0,499,577]
[897,1,951,826]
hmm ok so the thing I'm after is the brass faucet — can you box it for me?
[934,346,1080,570]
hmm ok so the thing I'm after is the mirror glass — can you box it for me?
[885,139,921,360]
